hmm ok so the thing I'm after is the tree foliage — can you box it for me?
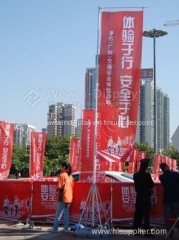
[136,142,154,160]
[10,136,70,178]
[11,145,29,177]
[162,146,179,161]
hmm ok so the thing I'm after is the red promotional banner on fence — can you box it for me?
[69,137,81,172]
[97,11,143,168]
[30,132,47,180]
[0,180,164,225]
[0,180,32,221]
[112,183,164,225]
[80,110,95,182]
[0,121,14,180]
[31,181,57,221]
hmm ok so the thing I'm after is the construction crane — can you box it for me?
[164,20,179,26]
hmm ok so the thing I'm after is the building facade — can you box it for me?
[14,123,36,148]
[84,68,96,110]
[136,68,170,152]
[47,103,75,137]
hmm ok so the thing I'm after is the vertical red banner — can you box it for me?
[69,137,81,172]
[153,154,162,174]
[30,132,47,180]
[128,148,137,173]
[136,150,147,171]
[0,121,14,180]
[97,11,143,168]
[172,159,177,171]
[80,110,95,182]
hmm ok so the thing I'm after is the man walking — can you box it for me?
[133,158,154,236]
[159,163,179,237]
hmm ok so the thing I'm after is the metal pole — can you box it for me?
[91,6,101,228]
[153,34,157,153]
[143,29,167,153]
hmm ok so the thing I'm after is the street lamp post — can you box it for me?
[143,29,167,153]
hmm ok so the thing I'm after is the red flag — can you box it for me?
[153,154,162,174]
[80,110,95,182]
[97,11,143,168]
[128,149,137,173]
[172,159,177,171]
[69,137,81,172]
[136,150,147,171]
[30,132,46,180]
[0,121,14,180]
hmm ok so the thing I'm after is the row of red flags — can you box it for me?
[69,135,177,180]
[0,120,176,181]
[0,121,46,180]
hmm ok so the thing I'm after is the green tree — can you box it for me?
[10,145,29,177]
[136,142,154,161]
[162,145,179,165]
[10,136,70,178]
[44,136,70,176]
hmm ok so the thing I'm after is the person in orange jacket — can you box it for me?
[51,162,74,232]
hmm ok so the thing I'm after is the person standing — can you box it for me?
[51,162,74,232]
[159,163,179,237]
[133,158,154,236]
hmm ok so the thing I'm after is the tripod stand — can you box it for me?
[78,182,108,228]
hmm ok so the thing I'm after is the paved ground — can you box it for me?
[0,220,179,239]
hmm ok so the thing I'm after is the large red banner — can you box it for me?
[0,180,164,226]
[80,110,95,182]
[97,11,143,168]
[31,181,57,221]
[0,180,32,221]
[69,137,81,173]
[112,183,164,225]
[0,121,14,180]
[30,132,46,180]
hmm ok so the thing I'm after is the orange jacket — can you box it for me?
[57,172,74,203]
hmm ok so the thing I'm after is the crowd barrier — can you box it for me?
[0,179,164,226]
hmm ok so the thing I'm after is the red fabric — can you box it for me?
[80,110,95,181]
[69,137,81,172]
[30,132,46,180]
[153,154,162,174]
[136,150,146,171]
[0,180,164,225]
[0,121,14,180]
[97,11,143,168]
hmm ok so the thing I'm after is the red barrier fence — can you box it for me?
[0,179,164,226]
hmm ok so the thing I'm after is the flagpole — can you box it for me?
[91,6,101,228]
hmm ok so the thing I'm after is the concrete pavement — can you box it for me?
[0,220,179,239]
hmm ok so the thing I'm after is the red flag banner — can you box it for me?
[69,137,81,173]
[136,150,146,171]
[172,159,177,171]
[128,148,137,173]
[0,121,14,180]
[97,11,143,168]
[80,110,95,182]
[153,154,162,174]
[30,132,46,180]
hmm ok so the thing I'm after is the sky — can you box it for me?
[0,0,179,139]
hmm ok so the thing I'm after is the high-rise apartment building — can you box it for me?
[47,103,75,137]
[85,68,96,110]
[14,123,35,148]
[136,68,170,152]
[75,118,82,137]
[157,90,170,151]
